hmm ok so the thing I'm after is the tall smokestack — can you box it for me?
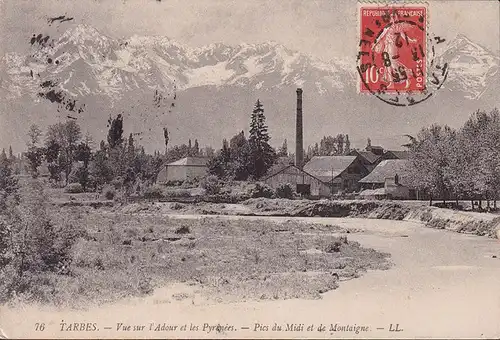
[295,88,304,169]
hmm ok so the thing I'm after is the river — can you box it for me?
[1,216,499,339]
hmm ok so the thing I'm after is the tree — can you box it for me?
[247,100,276,179]
[208,138,232,178]
[25,124,44,178]
[405,124,456,205]
[45,139,62,182]
[107,114,124,149]
[345,135,351,154]
[203,146,215,158]
[0,150,19,211]
[46,120,82,184]
[8,146,14,161]
[193,139,200,157]
[28,124,42,147]
[278,139,288,157]
[163,127,169,155]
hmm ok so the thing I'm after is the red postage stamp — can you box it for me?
[358,4,427,94]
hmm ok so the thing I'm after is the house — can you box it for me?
[303,156,369,194]
[365,145,384,156]
[156,156,209,183]
[358,159,415,199]
[348,150,381,172]
[264,164,331,197]
[382,150,409,160]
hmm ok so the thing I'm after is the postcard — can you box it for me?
[0,0,499,338]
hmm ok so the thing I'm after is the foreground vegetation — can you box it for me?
[0,181,391,307]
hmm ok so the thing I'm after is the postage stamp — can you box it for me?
[358,4,427,94]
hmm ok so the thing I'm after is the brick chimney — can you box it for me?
[295,88,304,169]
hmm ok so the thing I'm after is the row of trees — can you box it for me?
[208,100,277,180]
[406,108,500,208]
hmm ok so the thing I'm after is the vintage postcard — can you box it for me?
[0,0,499,338]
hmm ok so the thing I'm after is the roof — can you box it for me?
[267,156,294,176]
[384,150,409,159]
[350,150,380,164]
[359,159,410,185]
[166,157,209,167]
[264,164,327,184]
[368,145,384,150]
[303,156,357,182]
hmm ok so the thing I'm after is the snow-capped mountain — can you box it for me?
[436,34,499,99]
[0,24,498,153]
[1,24,353,101]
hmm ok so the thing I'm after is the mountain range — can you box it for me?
[0,24,498,153]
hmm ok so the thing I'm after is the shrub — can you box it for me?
[0,180,86,303]
[143,185,164,199]
[65,183,83,193]
[250,182,274,198]
[275,183,295,199]
[102,184,116,200]
[163,189,191,198]
[180,178,200,189]
[200,175,222,195]
[325,241,342,253]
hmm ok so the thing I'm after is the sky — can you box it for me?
[1,0,499,61]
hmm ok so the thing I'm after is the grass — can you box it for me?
[18,205,391,308]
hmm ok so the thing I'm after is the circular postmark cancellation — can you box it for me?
[357,4,449,106]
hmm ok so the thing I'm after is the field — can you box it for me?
[11,202,391,309]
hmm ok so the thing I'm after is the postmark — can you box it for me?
[357,2,449,106]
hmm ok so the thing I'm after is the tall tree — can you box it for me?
[163,127,169,155]
[345,134,351,154]
[25,124,44,178]
[107,114,124,149]
[8,146,14,161]
[247,100,276,179]
[193,139,200,157]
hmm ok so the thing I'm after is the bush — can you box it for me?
[0,180,86,303]
[65,183,83,193]
[275,183,295,199]
[250,182,274,198]
[180,178,200,189]
[143,185,164,199]
[200,175,222,195]
[102,184,116,200]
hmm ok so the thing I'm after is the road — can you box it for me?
[1,215,500,339]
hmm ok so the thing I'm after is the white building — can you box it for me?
[156,157,209,183]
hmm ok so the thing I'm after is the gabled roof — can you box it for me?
[267,156,294,176]
[264,164,327,184]
[359,159,410,185]
[303,156,357,182]
[349,150,380,164]
[167,157,209,167]
[384,150,409,159]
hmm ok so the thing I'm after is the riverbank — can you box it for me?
[112,198,500,239]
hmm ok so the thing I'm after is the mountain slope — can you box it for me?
[0,24,498,153]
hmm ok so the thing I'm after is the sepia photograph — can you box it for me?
[0,0,499,338]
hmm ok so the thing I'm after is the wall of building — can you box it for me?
[157,165,207,183]
[384,178,410,199]
[335,160,369,193]
[265,167,330,197]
